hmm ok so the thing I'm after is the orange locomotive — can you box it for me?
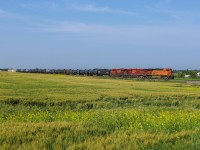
[110,68,174,79]
[148,68,174,79]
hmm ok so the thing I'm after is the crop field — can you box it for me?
[0,72,200,149]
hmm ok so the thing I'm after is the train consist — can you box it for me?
[16,69,110,76]
[16,68,174,79]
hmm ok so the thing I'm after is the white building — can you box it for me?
[197,72,200,77]
[184,75,191,78]
[8,69,16,72]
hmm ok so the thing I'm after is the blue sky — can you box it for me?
[0,0,200,69]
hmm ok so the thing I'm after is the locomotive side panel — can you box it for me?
[110,69,127,77]
[128,69,148,78]
[150,68,174,79]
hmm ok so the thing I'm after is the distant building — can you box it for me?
[184,75,191,78]
[8,69,16,72]
[197,72,200,77]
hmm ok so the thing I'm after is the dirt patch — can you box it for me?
[186,81,200,85]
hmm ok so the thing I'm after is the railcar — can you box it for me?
[87,69,96,76]
[96,69,110,76]
[65,69,73,75]
[72,69,80,75]
[78,69,86,75]
[127,69,148,78]
[110,69,127,77]
[147,68,174,79]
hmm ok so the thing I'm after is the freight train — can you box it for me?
[16,68,174,79]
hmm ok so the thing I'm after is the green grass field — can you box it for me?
[0,72,200,149]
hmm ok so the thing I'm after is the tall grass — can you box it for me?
[1,108,200,132]
[0,72,200,149]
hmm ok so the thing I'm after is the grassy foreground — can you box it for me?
[0,72,200,149]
